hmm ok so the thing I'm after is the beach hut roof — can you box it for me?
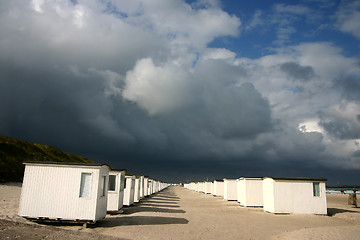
[262,177,327,181]
[238,177,263,180]
[110,168,126,172]
[23,161,109,168]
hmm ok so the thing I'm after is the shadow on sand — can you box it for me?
[154,195,180,200]
[122,206,185,214]
[97,216,188,227]
[140,203,180,208]
[150,197,180,202]
[327,208,360,216]
[142,200,179,204]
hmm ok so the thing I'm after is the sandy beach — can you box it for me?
[1,183,359,239]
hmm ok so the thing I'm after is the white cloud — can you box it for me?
[90,69,124,97]
[140,0,241,49]
[293,42,360,79]
[245,10,263,31]
[298,119,323,133]
[31,0,45,13]
[72,5,85,28]
[123,58,193,115]
[335,1,360,39]
[274,4,311,15]
[202,48,236,62]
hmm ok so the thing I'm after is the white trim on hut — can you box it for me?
[123,174,135,206]
[107,170,126,212]
[18,162,109,223]
[223,179,237,201]
[262,177,327,214]
[236,177,263,207]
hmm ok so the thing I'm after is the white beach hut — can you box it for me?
[18,162,109,223]
[197,182,205,193]
[143,177,149,196]
[190,182,196,191]
[211,182,215,195]
[213,180,224,197]
[153,180,158,193]
[149,179,154,195]
[123,174,135,206]
[156,180,160,192]
[134,176,140,203]
[139,176,145,198]
[151,180,157,194]
[204,182,212,194]
[107,169,126,212]
[224,178,237,201]
[236,177,263,207]
[262,177,327,214]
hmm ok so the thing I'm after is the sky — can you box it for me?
[0,0,360,184]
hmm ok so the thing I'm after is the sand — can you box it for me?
[1,184,359,239]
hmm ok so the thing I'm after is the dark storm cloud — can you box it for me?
[0,0,359,183]
[353,150,360,158]
[317,82,360,140]
[189,59,272,140]
[200,82,272,139]
[318,116,360,140]
[333,76,360,102]
[0,62,132,152]
[280,61,315,81]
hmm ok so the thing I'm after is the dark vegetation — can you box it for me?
[0,136,95,182]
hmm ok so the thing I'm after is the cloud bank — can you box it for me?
[0,0,359,183]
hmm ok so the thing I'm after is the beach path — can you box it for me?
[1,184,360,239]
[90,186,360,240]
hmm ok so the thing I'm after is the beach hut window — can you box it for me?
[109,175,116,191]
[124,178,127,189]
[101,176,106,197]
[80,173,92,198]
[313,182,320,197]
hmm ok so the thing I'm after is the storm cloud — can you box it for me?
[0,0,359,183]
[280,62,315,81]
